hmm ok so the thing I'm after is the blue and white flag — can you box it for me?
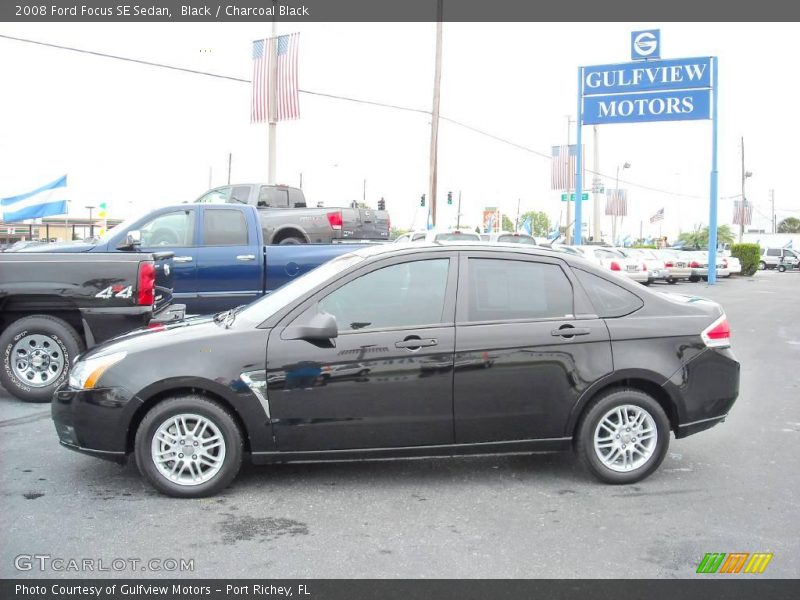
[1,176,68,223]
[521,216,532,235]
[784,240,793,249]
[547,221,560,240]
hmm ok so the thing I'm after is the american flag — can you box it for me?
[650,207,664,224]
[551,145,584,190]
[733,199,752,225]
[251,33,300,124]
[605,188,628,216]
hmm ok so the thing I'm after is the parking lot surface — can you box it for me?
[1,271,798,579]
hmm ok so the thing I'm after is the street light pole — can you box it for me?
[613,162,630,245]
[85,205,95,238]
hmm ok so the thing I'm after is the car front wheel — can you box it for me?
[576,388,670,484]
[758,261,767,270]
[135,395,243,498]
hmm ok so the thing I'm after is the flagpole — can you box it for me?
[428,0,443,228]
[565,115,572,245]
[268,20,278,185]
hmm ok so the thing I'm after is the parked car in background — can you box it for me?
[52,243,740,497]
[481,232,540,245]
[619,249,669,284]
[759,247,799,270]
[0,252,180,402]
[652,249,692,283]
[195,183,390,244]
[721,255,742,276]
[395,230,482,243]
[553,245,648,284]
[680,251,729,281]
[23,204,360,314]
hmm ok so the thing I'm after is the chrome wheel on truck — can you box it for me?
[11,333,66,388]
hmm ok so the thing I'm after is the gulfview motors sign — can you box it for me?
[581,33,713,125]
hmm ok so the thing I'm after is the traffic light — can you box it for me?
[447,191,453,205]
[378,197,386,211]
[98,202,107,219]
[420,194,426,207]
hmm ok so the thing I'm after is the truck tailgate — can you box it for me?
[341,208,390,240]
[151,251,176,313]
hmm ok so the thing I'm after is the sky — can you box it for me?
[1,22,799,240]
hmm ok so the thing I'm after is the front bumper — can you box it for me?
[52,384,138,462]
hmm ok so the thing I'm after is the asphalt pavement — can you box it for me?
[1,270,798,579]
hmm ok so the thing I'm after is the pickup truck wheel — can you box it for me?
[0,315,83,403]
[278,237,304,245]
[135,395,243,498]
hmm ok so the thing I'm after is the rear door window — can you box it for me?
[202,209,249,246]
[258,186,290,208]
[465,259,574,322]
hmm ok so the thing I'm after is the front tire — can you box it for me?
[575,388,670,484]
[135,395,243,498]
[0,315,83,402]
[778,264,786,273]
[758,261,767,270]
[688,275,700,282]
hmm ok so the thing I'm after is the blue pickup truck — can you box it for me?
[26,204,359,314]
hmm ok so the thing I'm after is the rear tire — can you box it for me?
[135,395,243,498]
[688,275,700,282]
[778,264,786,273]
[0,315,83,403]
[667,278,678,284]
[277,237,303,245]
[575,388,670,484]
[758,261,767,270]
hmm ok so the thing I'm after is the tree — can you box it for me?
[501,214,514,232]
[678,224,735,248]
[777,217,800,233]
[519,211,551,236]
[390,227,409,240]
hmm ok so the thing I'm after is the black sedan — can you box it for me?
[52,243,740,497]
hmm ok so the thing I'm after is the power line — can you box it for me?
[0,32,727,201]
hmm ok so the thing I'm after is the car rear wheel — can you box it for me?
[135,395,243,498]
[576,388,670,484]
[0,315,83,403]
[777,264,786,273]
[667,278,678,284]
[758,261,767,270]
[278,236,304,245]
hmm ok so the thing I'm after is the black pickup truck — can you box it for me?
[0,252,182,402]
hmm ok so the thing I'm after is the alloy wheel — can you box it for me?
[593,405,658,472]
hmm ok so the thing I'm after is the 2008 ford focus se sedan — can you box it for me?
[52,244,740,497]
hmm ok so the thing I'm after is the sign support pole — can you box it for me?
[707,57,719,284]
[574,66,584,246]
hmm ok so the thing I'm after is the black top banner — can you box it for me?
[3,0,800,22]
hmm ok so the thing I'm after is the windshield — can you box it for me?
[234,252,367,327]
[96,209,153,243]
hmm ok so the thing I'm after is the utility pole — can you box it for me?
[740,136,746,243]
[456,190,462,230]
[362,179,366,204]
[565,115,573,244]
[592,125,601,242]
[428,0,444,228]
[770,188,775,233]
[515,198,521,232]
[227,153,232,185]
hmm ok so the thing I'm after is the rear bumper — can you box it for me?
[666,267,692,279]
[622,271,648,283]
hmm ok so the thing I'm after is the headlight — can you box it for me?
[68,352,127,389]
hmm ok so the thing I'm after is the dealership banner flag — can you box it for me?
[251,33,300,123]
[732,199,752,226]
[551,145,585,190]
[650,207,664,223]
[0,175,68,223]
[605,188,628,216]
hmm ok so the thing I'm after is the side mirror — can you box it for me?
[117,230,142,250]
[283,312,338,342]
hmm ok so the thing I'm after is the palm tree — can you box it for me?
[677,225,735,248]
[777,217,800,233]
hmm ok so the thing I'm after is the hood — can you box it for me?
[81,315,219,360]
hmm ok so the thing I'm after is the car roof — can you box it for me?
[348,241,578,261]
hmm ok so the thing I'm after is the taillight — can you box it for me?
[137,261,156,306]
[664,261,674,268]
[690,260,700,268]
[610,261,621,271]
[701,315,731,348]
[642,263,647,271]
[327,211,343,230]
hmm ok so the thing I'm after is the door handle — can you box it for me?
[236,254,256,261]
[395,338,438,350]
[551,325,591,338]
[173,256,193,263]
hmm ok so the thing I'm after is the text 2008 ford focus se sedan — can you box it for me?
[52,244,740,497]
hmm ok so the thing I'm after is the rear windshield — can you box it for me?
[496,234,537,245]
